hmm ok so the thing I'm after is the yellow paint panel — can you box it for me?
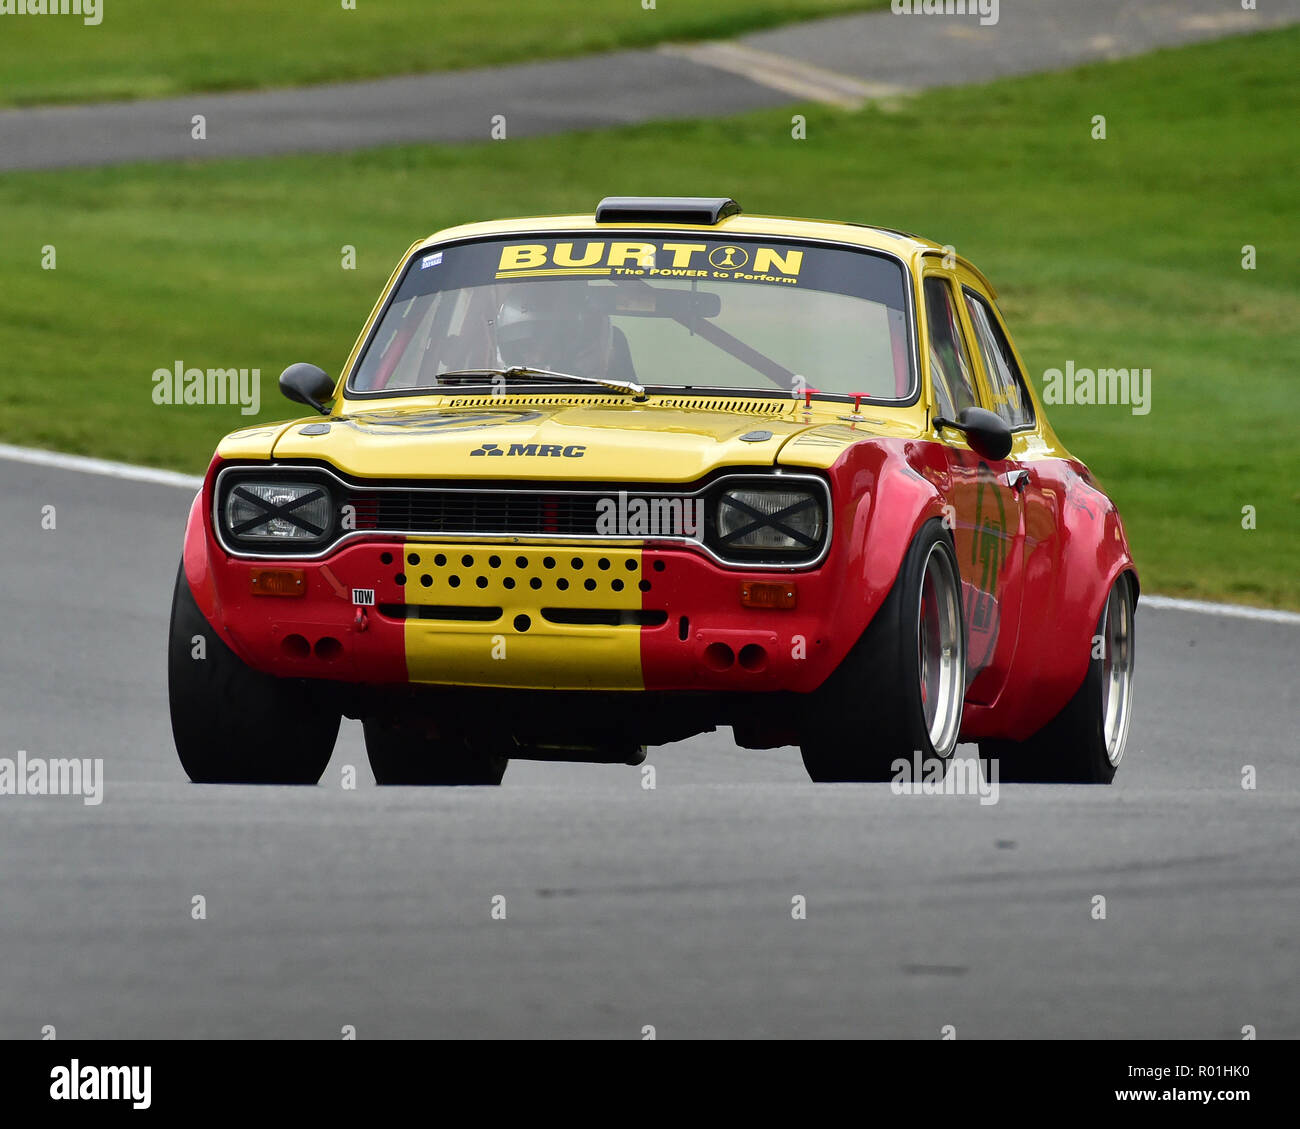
[401,543,645,690]
[282,399,820,482]
[214,421,300,461]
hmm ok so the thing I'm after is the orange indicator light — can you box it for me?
[740,581,797,610]
[250,568,306,597]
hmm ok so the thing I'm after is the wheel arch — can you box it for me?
[986,467,1138,741]
[823,440,951,677]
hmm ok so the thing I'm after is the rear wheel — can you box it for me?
[800,519,965,782]
[168,563,339,784]
[979,573,1136,784]
[364,719,507,786]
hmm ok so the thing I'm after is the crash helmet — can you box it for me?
[493,282,613,375]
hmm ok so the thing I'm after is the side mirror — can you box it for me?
[279,363,334,416]
[936,406,1013,461]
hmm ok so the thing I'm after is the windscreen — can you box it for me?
[349,235,914,400]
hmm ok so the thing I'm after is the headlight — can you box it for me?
[715,486,826,552]
[222,481,334,544]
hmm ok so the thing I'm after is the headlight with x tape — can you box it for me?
[714,485,827,555]
[222,481,335,545]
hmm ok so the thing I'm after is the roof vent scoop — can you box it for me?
[595,196,742,225]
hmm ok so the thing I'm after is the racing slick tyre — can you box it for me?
[168,563,340,784]
[363,720,508,786]
[979,573,1136,784]
[799,518,965,782]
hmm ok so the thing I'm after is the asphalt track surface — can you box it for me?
[0,453,1296,1038]
[1,0,1298,171]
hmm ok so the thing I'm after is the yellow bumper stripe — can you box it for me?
[400,543,645,690]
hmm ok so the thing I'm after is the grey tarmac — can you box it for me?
[0,453,1295,1038]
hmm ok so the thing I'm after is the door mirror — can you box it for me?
[279,363,334,416]
[937,406,1013,460]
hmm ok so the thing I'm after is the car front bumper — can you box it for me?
[198,534,852,695]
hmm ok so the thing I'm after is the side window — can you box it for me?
[963,290,1035,429]
[923,277,979,418]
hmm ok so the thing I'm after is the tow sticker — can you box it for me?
[352,588,376,606]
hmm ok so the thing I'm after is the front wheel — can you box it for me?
[363,719,507,786]
[979,573,1136,784]
[168,563,339,784]
[800,519,966,782]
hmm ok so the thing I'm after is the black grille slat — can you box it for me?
[349,489,644,538]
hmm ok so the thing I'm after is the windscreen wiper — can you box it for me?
[436,366,647,401]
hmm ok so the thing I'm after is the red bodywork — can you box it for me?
[184,426,1136,744]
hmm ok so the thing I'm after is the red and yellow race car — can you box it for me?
[170,196,1137,786]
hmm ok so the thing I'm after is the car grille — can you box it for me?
[344,488,678,538]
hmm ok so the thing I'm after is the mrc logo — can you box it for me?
[471,442,586,458]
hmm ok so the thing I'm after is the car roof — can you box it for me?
[414,211,998,297]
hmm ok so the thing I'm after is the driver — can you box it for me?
[492,282,617,377]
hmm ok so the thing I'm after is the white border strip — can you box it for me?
[3,441,1297,625]
[1141,595,1300,626]
[0,442,203,491]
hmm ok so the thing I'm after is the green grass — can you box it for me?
[0,28,1296,607]
[0,0,887,107]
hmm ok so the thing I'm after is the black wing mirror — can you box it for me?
[936,406,1013,461]
[279,363,335,416]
